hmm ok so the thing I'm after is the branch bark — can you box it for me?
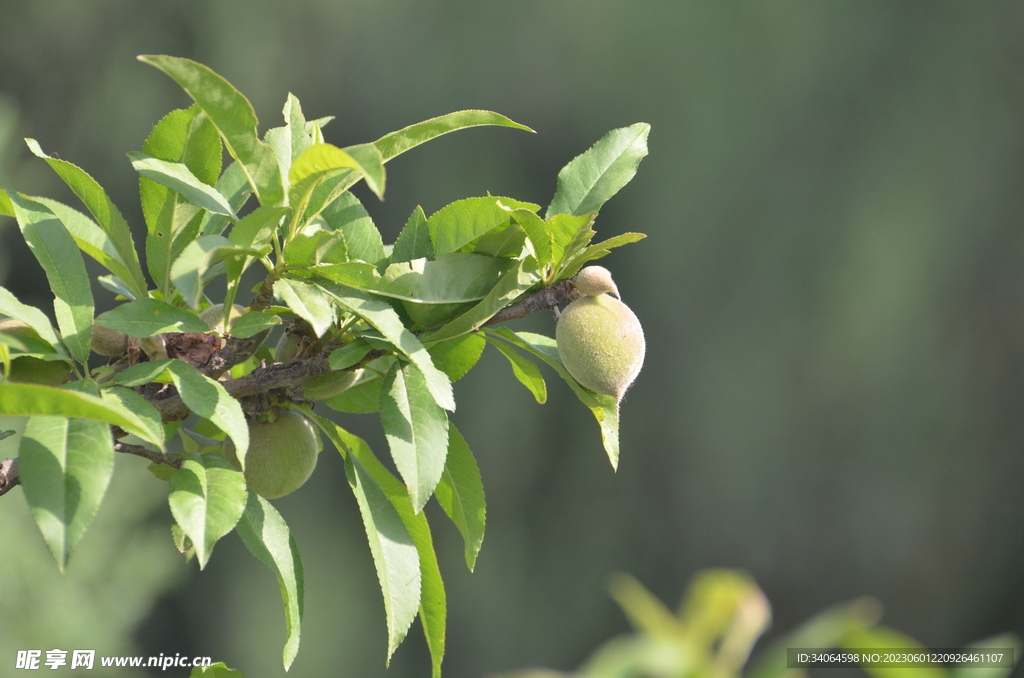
[0,278,579,495]
[0,442,184,497]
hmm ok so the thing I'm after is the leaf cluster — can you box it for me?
[0,55,650,674]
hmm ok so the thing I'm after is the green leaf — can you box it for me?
[427,196,539,257]
[227,311,281,339]
[426,333,486,382]
[32,197,147,300]
[561,231,648,277]
[19,416,114,572]
[434,423,486,571]
[0,187,13,217]
[273,278,336,338]
[129,152,237,217]
[488,328,620,469]
[99,387,165,446]
[171,234,265,310]
[485,336,547,403]
[169,451,247,569]
[9,193,94,364]
[546,122,650,218]
[145,106,222,185]
[427,257,541,343]
[227,205,287,249]
[95,299,208,337]
[328,339,373,370]
[346,142,386,199]
[304,414,444,675]
[285,93,316,162]
[236,492,304,671]
[380,362,450,514]
[345,451,421,664]
[200,161,252,237]
[163,361,249,470]
[391,205,433,263]
[139,56,284,205]
[324,359,390,414]
[504,206,552,268]
[141,107,222,298]
[318,284,455,411]
[0,382,164,445]
[24,138,148,299]
[0,286,64,352]
[139,55,284,206]
[289,143,364,204]
[109,360,175,388]
[548,212,596,273]
[374,109,533,162]
[314,252,512,304]
[320,192,386,266]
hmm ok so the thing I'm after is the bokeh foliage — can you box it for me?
[1,2,1023,677]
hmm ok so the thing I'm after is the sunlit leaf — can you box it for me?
[169,451,247,569]
[139,55,284,206]
[434,424,486,571]
[24,138,148,299]
[391,205,433,263]
[9,193,94,364]
[486,328,620,469]
[95,299,208,337]
[129,152,237,217]
[546,122,650,218]
[427,196,539,257]
[318,283,454,411]
[426,333,486,383]
[236,492,304,670]
[19,415,114,572]
[304,413,444,675]
[374,110,533,162]
[0,382,164,445]
[427,257,541,343]
[345,451,421,663]
[485,336,547,403]
[273,278,336,338]
[0,286,64,352]
[380,362,450,513]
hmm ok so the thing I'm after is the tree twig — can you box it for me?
[0,442,182,498]
[481,278,577,327]
[0,279,579,496]
[115,442,182,468]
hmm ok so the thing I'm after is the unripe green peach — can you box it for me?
[0,318,36,337]
[1,319,72,384]
[555,267,644,402]
[302,369,359,400]
[90,323,129,355]
[4,356,72,385]
[222,409,320,499]
[275,331,301,362]
[199,304,246,334]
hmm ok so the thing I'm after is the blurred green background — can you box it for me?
[2,1,1023,677]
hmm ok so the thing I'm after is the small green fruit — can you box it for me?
[4,356,72,385]
[199,304,246,334]
[0,318,35,336]
[303,369,359,400]
[90,323,128,355]
[275,331,301,362]
[555,266,645,402]
[222,409,319,499]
